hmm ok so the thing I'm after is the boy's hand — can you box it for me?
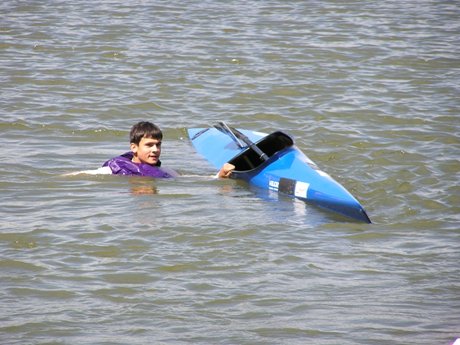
[217,163,235,178]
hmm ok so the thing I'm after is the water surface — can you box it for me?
[1,1,459,344]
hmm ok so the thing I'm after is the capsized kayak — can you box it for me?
[188,122,371,223]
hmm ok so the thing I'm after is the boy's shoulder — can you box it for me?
[103,153,176,178]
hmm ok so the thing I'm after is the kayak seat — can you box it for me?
[229,131,294,171]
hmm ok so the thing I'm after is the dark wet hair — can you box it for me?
[130,121,163,145]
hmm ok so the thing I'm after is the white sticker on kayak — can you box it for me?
[294,181,309,199]
[268,180,279,191]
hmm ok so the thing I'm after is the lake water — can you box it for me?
[1,1,459,344]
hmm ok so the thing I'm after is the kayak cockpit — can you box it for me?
[228,131,294,171]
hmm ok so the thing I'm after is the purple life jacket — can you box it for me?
[103,152,178,178]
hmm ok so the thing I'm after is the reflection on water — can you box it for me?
[129,179,158,195]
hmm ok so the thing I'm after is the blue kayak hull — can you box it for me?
[188,126,371,223]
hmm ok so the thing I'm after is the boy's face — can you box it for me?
[130,136,162,165]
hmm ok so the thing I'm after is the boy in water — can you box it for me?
[68,121,234,178]
[102,121,178,178]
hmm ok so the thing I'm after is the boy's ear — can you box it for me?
[130,143,138,154]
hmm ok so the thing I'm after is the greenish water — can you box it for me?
[1,1,459,344]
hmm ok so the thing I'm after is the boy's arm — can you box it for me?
[64,166,112,176]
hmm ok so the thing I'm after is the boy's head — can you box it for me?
[130,121,163,166]
[130,121,163,145]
